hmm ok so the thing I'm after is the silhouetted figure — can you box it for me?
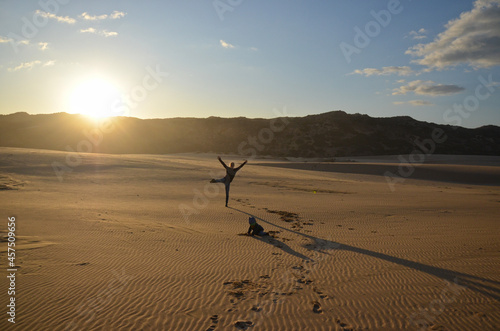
[210,156,247,207]
[247,217,267,236]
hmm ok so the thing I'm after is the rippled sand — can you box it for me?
[0,148,499,330]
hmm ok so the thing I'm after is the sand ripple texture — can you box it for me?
[0,149,499,330]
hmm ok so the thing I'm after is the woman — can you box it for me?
[210,156,247,207]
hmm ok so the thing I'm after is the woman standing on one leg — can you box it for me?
[210,156,247,207]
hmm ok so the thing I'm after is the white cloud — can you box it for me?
[393,100,434,106]
[350,66,416,77]
[8,60,55,71]
[80,12,108,20]
[80,28,118,37]
[0,36,30,46]
[220,39,235,49]
[406,0,500,69]
[110,11,126,19]
[38,42,49,51]
[408,100,434,106]
[80,27,96,34]
[35,10,76,24]
[80,10,126,20]
[101,30,118,37]
[9,61,41,71]
[8,60,46,72]
[408,28,428,40]
[392,80,465,96]
[2,38,50,51]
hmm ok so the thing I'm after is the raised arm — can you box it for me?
[235,160,247,171]
[217,156,229,169]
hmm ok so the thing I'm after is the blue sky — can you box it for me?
[0,0,498,128]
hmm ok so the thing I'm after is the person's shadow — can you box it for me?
[244,232,313,261]
[229,207,500,302]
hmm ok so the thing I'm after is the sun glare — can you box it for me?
[69,77,122,118]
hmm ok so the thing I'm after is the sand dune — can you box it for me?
[0,147,499,330]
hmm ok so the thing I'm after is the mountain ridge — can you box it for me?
[1,111,499,157]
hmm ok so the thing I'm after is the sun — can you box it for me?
[69,77,122,118]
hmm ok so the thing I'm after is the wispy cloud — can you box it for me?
[406,0,500,69]
[350,66,416,77]
[408,28,428,40]
[80,28,118,37]
[7,60,55,72]
[35,10,76,24]
[409,100,433,106]
[394,100,434,106]
[80,12,107,20]
[220,39,235,49]
[38,42,49,51]
[101,30,118,37]
[80,10,127,21]
[109,11,126,19]
[1,38,50,51]
[392,80,465,96]
[80,28,96,34]
[218,40,258,51]
[0,36,29,46]
[8,61,41,72]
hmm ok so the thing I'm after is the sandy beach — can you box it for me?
[1,147,499,330]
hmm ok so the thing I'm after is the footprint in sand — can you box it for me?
[234,321,253,330]
[297,277,313,285]
[313,287,329,299]
[224,280,261,302]
[205,314,219,330]
[251,305,262,312]
[336,318,354,330]
[312,301,323,314]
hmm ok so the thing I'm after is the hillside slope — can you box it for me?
[1,111,499,157]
